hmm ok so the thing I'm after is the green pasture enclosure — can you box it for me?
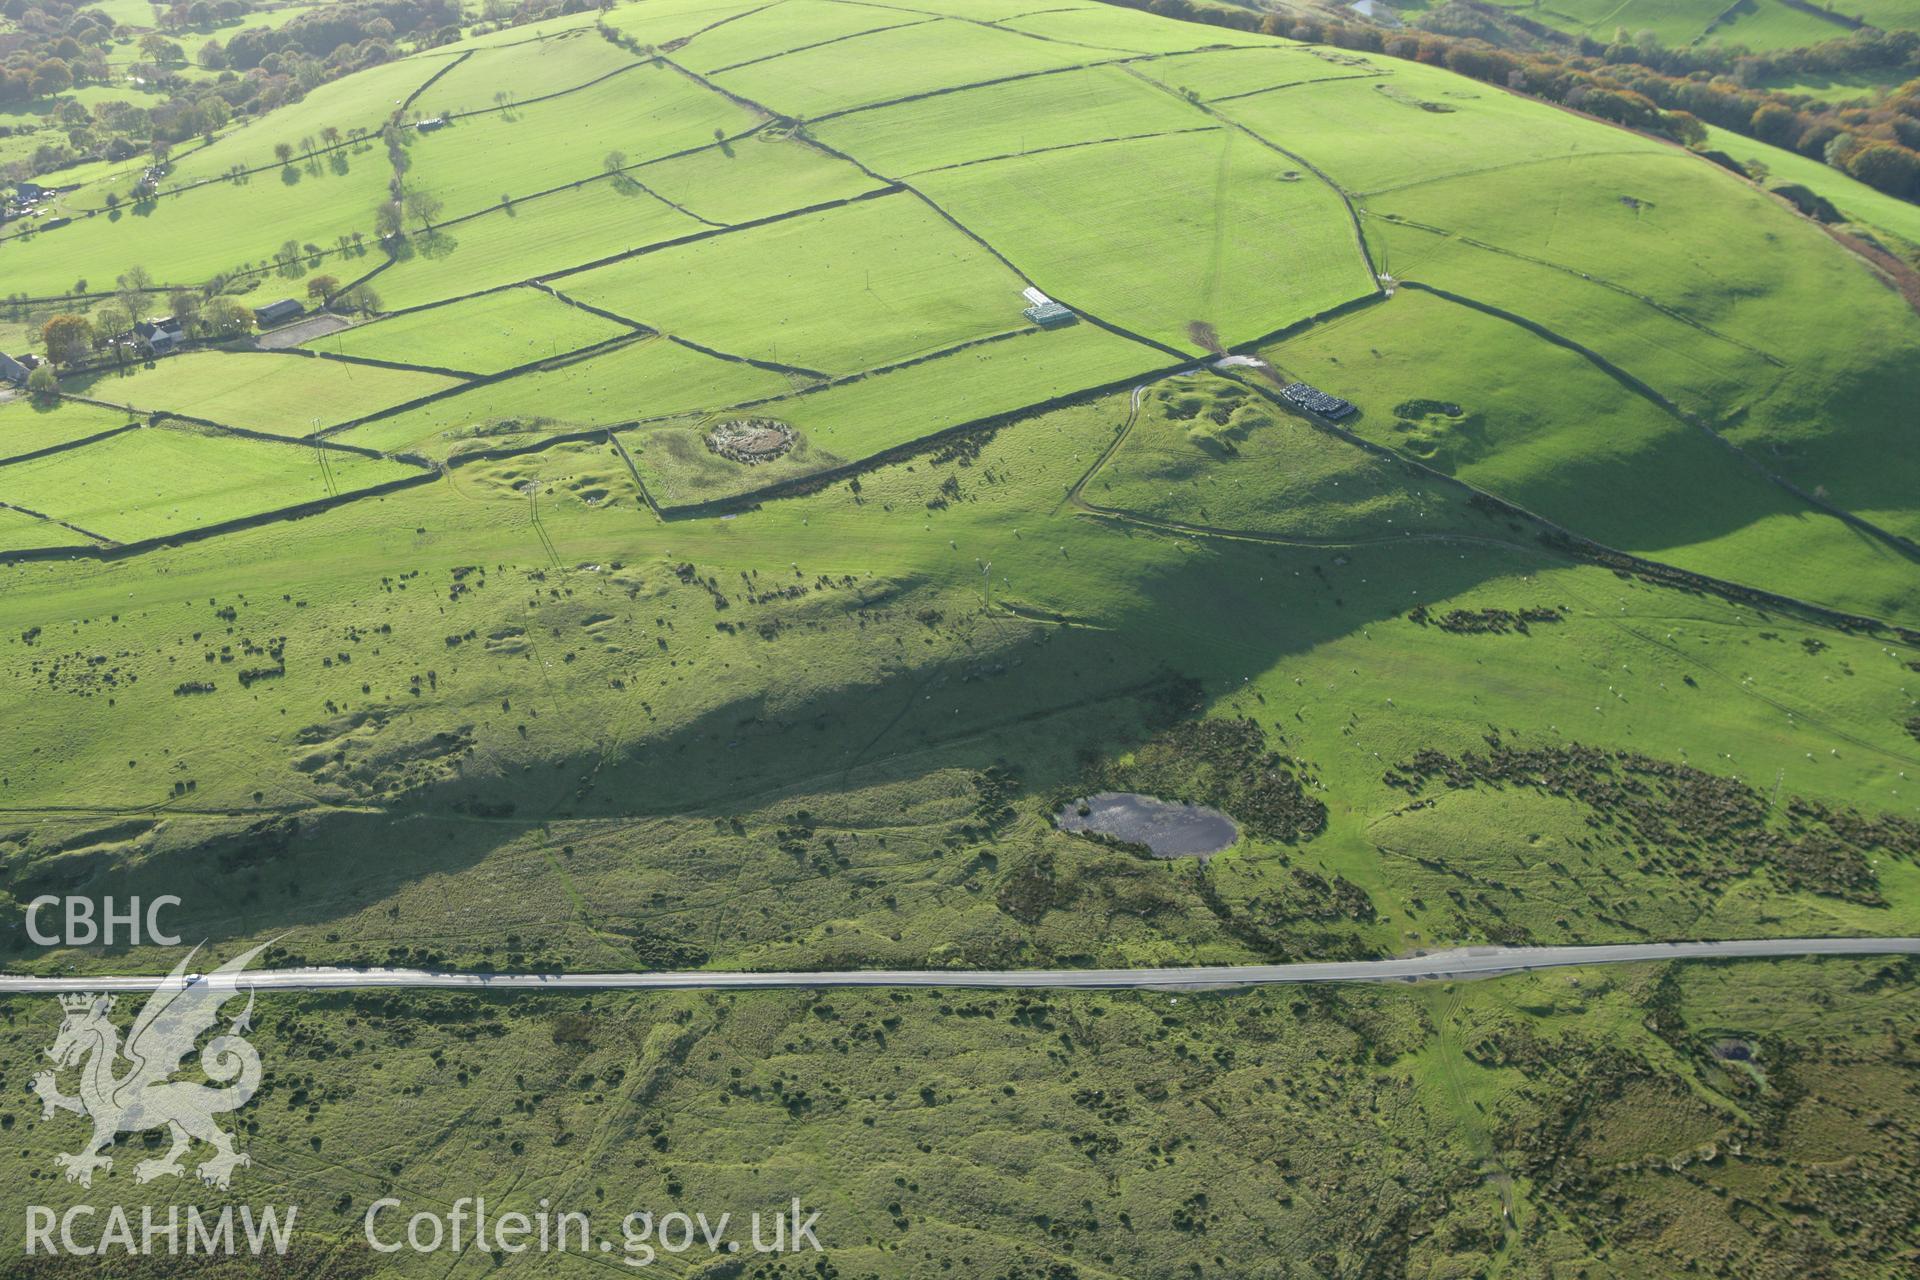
[1150,44,1388,101]
[557,193,1029,375]
[996,3,1278,52]
[308,287,631,373]
[333,334,790,456]
[711,17,1093,119]
[763,319,1165,460]
[1364,213,1920,567]
[812,63,1214,176]
[1265,289,1920,623]
[1364,217,1779,420]
[629,134,883,226]
[449,9,606,49]
[914,128,1376,354]
[1090,372,1488,541]
[404,60,757,222]
[677,0,941,74]
[409,28,643,118]
[1213,59,1671,198]
[370,179,709,311]
[71,350,464,437]
[69,57,443,209]
[0,397,136,461]
[1369,151,1868,350]
[0,424,418,542]
[0,144,393,299]
[1699,123,1920,251]
[597,0,773,53]
[72,0,157,28]
[0,503,90,550]
[1477,0,1854,48]
[1364,150,1920,543]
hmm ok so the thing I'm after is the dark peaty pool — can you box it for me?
[1055,792,1240,858]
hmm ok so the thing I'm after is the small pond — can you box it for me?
[1055,792,1240,859]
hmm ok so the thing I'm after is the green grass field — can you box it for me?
[677,0,936,74]
[334,333,791,456]
[0,502,91,548]
[1088,372,1492,540]
[1,146,393,298]
[409,28,642,118]
[0,423,418,542]
[0,396,135,461]
[618,132,881,224]
[558,193,1030,374]
[812,63,1211,175]
[1266,289,1920,621]
[64,57,439,212]
[70,351,464,436]
[711,17,1092,118]
[306,287,632,373]
[369,180,710,311]
[998,1,1276,51]
[1,4,1917,1273]
[1480,0,1857,49]
[405,61,757,221]
[915,127,1377,352]
[1700,122,1920,251]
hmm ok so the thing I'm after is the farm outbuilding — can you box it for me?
[252,298,306,327]
[1280,381,1356,420]
[1021,289,1075,328]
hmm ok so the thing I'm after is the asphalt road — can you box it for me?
[4,937,1917,995]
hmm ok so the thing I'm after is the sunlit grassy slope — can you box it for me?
[0,3,1918,1272]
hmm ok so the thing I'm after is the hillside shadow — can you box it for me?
[8,512,1538,969]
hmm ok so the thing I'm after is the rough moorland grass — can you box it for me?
[559,193,1028,374]
[0,145,392,298]
[333,334,790,456]
[371,179,707,310]
[0,425,417,541]
[1212,59,1669,198]
[915,128,1375,353]
[1266,290,1920,623]
[0,396,134,460]
[711,17,1092,119]
[406,61,757,220]
[309,287,630,373]
[1090,371,1489,541]
[409,27,640,117]
[624,134,882,225]
[0,384,1910,938]
[72,351,463,436]
[813,63,1212,176]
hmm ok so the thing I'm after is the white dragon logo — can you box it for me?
[33,942,268,1190]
